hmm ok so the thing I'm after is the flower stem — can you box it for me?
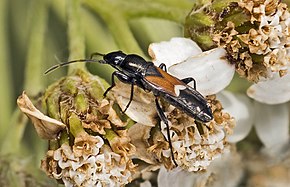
[0,0,12,141]
[84,0,145,55]
[0,110,28,154]
[23,0,48,96]
[81,9,117,80]
[118,0,190,23]
[66,0,86,74]
[1,0,48,155]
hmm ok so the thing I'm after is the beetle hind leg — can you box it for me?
[155,97,178,167]
[181,77,196,90]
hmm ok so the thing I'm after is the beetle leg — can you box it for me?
[104,71,135,113]
[195,121,210,135]
[181,77,196,90]
[158,63,167,72]
[104,71,133,97]
[155,97,178,167]
[90,52,104,59]
[123,83,134,113]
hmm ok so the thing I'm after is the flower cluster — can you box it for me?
[111,82,235,172]
[18,70,136,186]
[110,37,236,172]
[18,38,237,186]
[148,95,235,171]
[41,136,134,187]
[186,0,290,82]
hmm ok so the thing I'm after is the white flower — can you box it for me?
[42,137,134,187]
[217,91,289,157]
[114,37,236,171]
[146,37,289,162]
[157,150,243,187]
[247,71,290,104]
[148,37,235,96]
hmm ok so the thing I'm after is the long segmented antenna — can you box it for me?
[45,52,106,75]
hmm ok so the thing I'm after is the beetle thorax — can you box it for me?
[120,55,149,76]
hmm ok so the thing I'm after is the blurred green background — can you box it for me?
[0,0,192,186]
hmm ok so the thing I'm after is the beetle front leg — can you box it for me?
[155,97,178,167]
[104,71,135,113]
[104,71,133,97]
[123,83,134,113]
[181,77,196,90]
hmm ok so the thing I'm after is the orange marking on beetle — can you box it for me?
[145,67,186,96]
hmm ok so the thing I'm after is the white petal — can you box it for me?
[115,96,157,127]
[148,37,202,67]
[140,180,152,187]
[112,83,157,126]
[168,48,235,95]
[217,91,254,143]
[254,102,289,149]
[206,151,243,187]
[157,166,209,187]
[247,72,290,104]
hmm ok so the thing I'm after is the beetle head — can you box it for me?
[102,51,126,66]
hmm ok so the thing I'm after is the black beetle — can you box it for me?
[45,51,213,166]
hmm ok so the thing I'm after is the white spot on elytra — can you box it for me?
[174,85,187,96]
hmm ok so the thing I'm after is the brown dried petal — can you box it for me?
[41,150,59,178]
[99,99,127,127]
[110,130,136,160]
[213,22,238,47]
[73,132,102,157]
[128,123,157,164]
[148,131,173,169]
[17,92,66,139]
[147,95,235,171]
[82,113,111,135]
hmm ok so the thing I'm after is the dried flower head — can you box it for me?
[18,69,136,186]
[111,82,235,171]
[41,137,135,186]
[185,0,290,82]
[149,95,235,171]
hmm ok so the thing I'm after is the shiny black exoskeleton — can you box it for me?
[45,51,213,166]
[100,51,212,122]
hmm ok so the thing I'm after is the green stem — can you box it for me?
[105,129,118,142]
[113,0,190,23]
[81,9,117,80]
[0,0,12,141]
[0,110,28,154]
[147,0,192,9]
[1,0,48,155]
[66,0,86,74]
[84,0,144,55]
[23,0,48,96]
[51,0,66,23]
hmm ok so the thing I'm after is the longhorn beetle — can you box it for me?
[45,51,213,166]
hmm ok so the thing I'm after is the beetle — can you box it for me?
[45,51,213,166]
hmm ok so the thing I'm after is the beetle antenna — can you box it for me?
[44,59,99,75]
[90,52,105,59]
[45,52,106,75]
